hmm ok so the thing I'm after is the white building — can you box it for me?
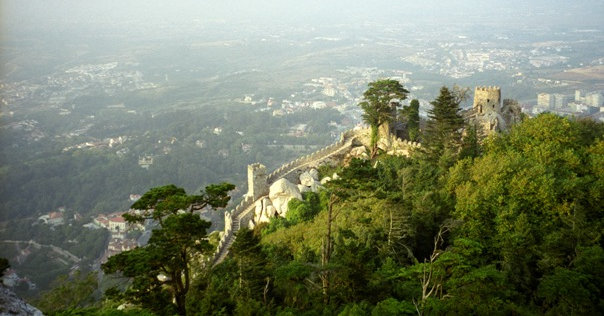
[585,92,603,107]
[537,93,553,108]
[108,216,127,233]
[552,94,570,108]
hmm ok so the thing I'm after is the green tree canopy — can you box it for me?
[126,182,235,224]
[400,99,420,142]
[103,183,234,315]
[423,86,464,164]
[34,271,98,314]
[358,79,409,156]
[445,114,604,313]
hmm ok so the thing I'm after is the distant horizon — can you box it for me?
[2,0,603,37]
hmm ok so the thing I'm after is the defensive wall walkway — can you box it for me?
[210,130,359,266]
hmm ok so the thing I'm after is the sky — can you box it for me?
[2,0,603,34]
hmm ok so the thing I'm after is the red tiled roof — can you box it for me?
[109,216,126,223]
[49,212,63,219]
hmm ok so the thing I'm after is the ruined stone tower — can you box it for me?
[378,101,404,143]
[473,86,501,114]
[247,163,268,200]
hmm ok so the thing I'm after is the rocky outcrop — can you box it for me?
[345,136,420,164]
[269,178,302,216]
[299,171,315,187]
[248,168,329,228]
[299,169,322,192]
[349,146,369,159]
[0,285,43,316]
[249,197,275,229]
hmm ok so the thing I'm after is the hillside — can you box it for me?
[72,112,604,316]
[200,113,603,315]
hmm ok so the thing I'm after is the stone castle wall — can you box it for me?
[210,129,357,265]
[266,131,352,183]
[473,86,501,114]
[209,127,421,266]
[247,163,268,200]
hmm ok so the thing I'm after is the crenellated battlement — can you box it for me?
[473,86,501,114]
[475,86,500,91]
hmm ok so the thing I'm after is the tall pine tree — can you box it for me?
[400,99,420,142]
[424,86,464,162]
[358,79,408,157]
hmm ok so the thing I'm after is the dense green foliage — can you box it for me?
[102,184,234,315]
[400,99,420,142]
[181,113,602,315]
[423,86,465,164]
[358,79,409,156]
[50,111,602,315]
[260,192,326,236]
[0,105,341,221]
[34,271,98,314]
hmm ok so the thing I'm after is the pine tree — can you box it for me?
[358,79,409,157]
[102,183,235,316]
[400,99,420,141]
[424,86,464,161]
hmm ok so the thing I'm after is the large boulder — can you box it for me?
[252,197,275,225]
[264,205,276,221]
[299,168,324,193]
[320,176,331,185]
[299,171,315,187]
[269,178,302,216]
[298,184,311,193]
[308,168,319,180]
[349,146,369,159]
[377,137,391,151]
[350,146,367,157]
[254,200,263,218]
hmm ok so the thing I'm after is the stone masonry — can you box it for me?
[473,86,501,114]
[247,163,268,200]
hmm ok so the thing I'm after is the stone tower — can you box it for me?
[378,101,404,142]
[473,86,501,114]
[247,163,268,200]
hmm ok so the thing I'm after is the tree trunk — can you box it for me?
[370,125,379,159]
[414,224,449,315]
[239,258,243,291]
[321,194,338,305]
[175,293,186,316]
[263,277,270,305]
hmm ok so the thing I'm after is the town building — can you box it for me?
[552,93,570,108]
[537,93,553,108]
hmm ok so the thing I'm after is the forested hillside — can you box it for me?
[0,105,342,220]
[188,113,602,315]
[46,112,603,315]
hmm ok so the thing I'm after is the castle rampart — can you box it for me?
[247,163,268,201]
[473,86,501,114]
[210,128,421,266]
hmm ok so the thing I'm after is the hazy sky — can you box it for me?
[2,0,603,36]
